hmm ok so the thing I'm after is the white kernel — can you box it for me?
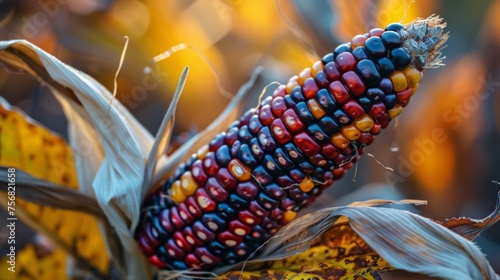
[278,156,287,165]
[251,144,261,154]
[234,228,246,236]
[201,256,213,264]
[259,134,268,145]
[197,231,207,240]
[168,249,176,257]
[192,167,200,177]
[208,221,218,231]
[285,115,296,126]
[176,240,183,248]
[197,196,210,209]
[237,249,247,256]
[225,240,237,247]
[180,211,188,220]
[273,126,283,136]
[234,166,244,176]
[266,161,275,170]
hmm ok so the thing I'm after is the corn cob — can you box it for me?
[135,17,447,271]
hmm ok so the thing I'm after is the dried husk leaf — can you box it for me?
[0,39,261,279]
[213,199,500,280]
[437,192,500,241]
[0,168,103,217]
[0,39,153,278]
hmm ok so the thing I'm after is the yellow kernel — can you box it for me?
[410,83,419,95]
[311,60,323,76]
[388,104,403,119]
[353,114,374,132]
[403,67,421,87]
[228,159,252,181]
[341,124,361,140]
[180,171,198,196]
[307,99,326,119]
[299,176,315,192]
[331,133,350,149]
[282,211,297,224]
[390,71,408,92]
[196,145,209,158]
[285,75,299,94]
[298,68,312,84]
[170,180,186,203]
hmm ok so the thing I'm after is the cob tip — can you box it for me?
[401,15,448,70]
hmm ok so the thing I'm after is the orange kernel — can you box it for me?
[341,124,361,141]
[282,211,297,224]
[299,176,315,192]
[331,133,350,149]
[170,180,186,203]
[228,159,252,181]
[180,171,198,196]
[307,99,326,119]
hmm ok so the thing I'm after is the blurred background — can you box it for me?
[0,0,498,277]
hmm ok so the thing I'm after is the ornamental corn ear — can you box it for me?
[135,16,447,271]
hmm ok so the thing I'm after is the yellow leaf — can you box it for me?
[0,244,68,280]
[0,101,110,277]
[219,224,392,280]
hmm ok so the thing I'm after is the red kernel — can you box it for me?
[341,71,366,96]
[369,28,384,37]
[293,132,321,157]
[351,34,367,48]
[335,52,357,73]
[271,96,287,117]
[342,100,365,119]
[302,77,319,99]
[282,108,305,133]
[324,62,341,81]
[271,118,292,145]
[328,81,350,104]
[396,88,412,107]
